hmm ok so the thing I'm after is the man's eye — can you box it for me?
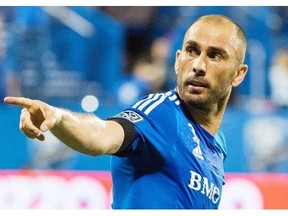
[209,52,222,60]
[187,47,199,55]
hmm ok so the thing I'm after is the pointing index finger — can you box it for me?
[4,97,33,108]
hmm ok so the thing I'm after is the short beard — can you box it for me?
[180,91,212,112]
[177,84,231,113]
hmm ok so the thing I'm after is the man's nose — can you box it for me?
[192,54,206,76]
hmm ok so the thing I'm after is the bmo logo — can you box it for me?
[0,172,112,209]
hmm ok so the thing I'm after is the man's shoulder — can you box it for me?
[111,90,181,127]
[130,90,180,116]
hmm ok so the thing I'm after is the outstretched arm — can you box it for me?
[4,97,124,156]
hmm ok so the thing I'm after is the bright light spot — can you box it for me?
[81,95,99,112]
[118,82,140,106]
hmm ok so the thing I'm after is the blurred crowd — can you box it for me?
[1,6,288,172]
[1,6,288,106]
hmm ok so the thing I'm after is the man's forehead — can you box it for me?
[186,19,236,39]
[183,20,243,61]
[185,22,236,47]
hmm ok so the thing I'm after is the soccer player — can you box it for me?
[4,14,248,209]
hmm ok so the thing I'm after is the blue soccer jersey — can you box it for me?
[110,90,227,209]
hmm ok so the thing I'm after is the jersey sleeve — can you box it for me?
[107,92,178,161]
[107,109,147,157]
[107,117,137,157]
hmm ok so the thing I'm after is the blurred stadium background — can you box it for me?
[0,6,288,209]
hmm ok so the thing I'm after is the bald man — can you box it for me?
[4,14,248,209]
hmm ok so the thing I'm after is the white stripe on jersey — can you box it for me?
[138,93,161,111]
[132,94,154,109]
[169,92,180,105]
[144,94,166,115]
[132,91,178,115]
[168,94,177,101]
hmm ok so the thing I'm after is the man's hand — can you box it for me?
[4,97,61,141]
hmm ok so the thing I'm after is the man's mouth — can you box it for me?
[186,79,209,88]
[183,78,210,94]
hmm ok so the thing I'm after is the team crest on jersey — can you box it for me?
[115,111,143,123]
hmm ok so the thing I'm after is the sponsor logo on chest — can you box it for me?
[188,170,221,204]
[187,123,221,204]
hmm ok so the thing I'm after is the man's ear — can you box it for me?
[232,64,248,87]
[174,50,181,75]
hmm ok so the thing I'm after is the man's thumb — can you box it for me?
[40,123,49,132]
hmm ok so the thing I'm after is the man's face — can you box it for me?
[175,20,243,110]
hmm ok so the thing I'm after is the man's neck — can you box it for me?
[186,95,230,136]
[189,106,224,136]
